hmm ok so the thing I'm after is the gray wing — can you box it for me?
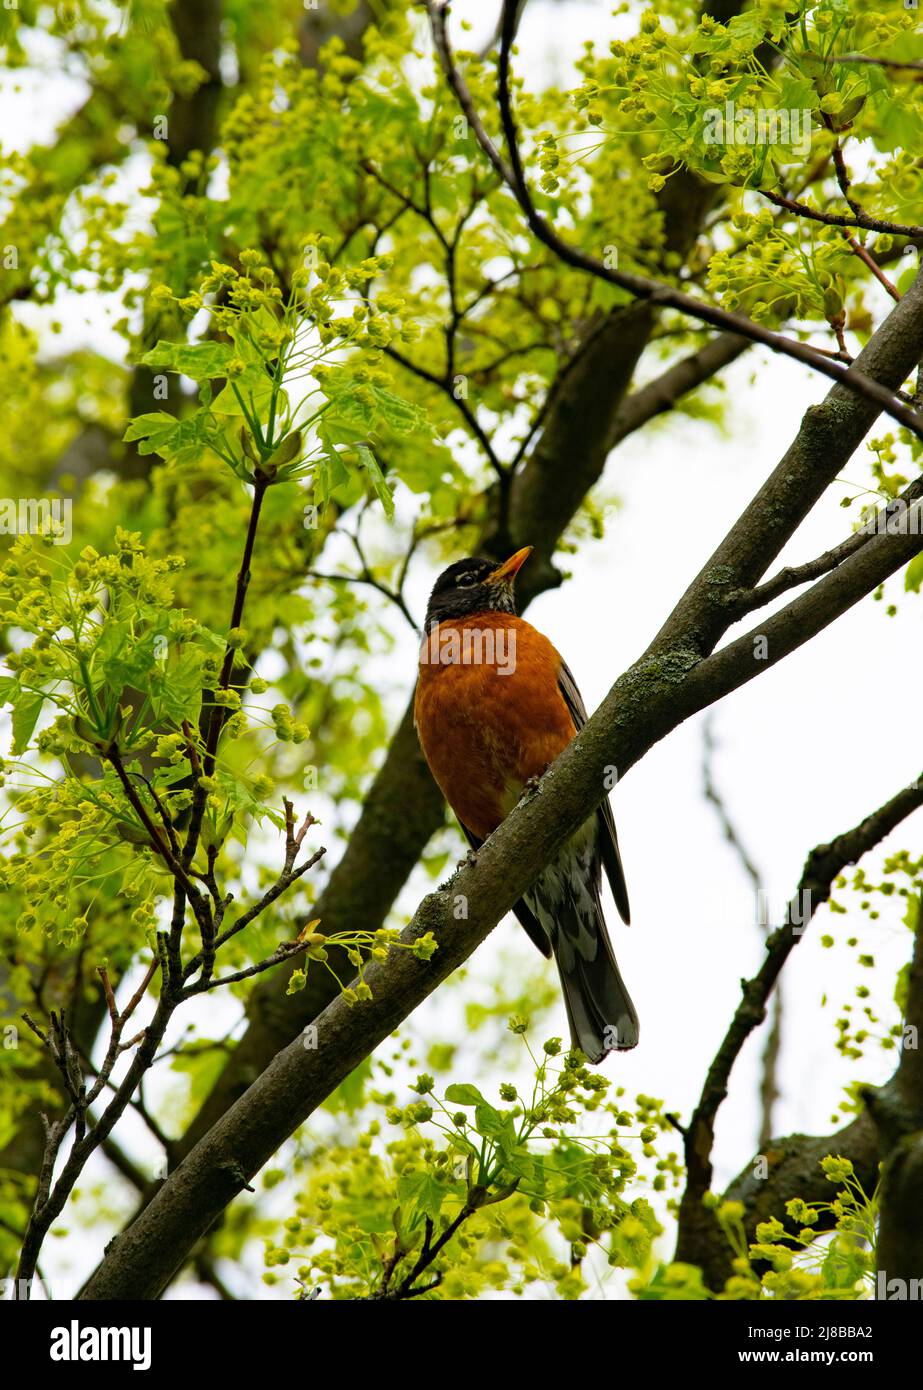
[457,820,552,959]
[557,658,631,925]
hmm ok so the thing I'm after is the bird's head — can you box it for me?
[424,547,532,628]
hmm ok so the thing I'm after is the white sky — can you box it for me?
[2,0,920,1299]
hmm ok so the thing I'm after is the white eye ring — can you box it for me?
[457,574,477,587]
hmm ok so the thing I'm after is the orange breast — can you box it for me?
[414,613,575,841]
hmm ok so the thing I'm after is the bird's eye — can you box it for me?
[457,573,477,588]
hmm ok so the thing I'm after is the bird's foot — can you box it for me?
[519,773,543,801]
[458,847,479,870]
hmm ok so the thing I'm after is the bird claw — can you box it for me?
[458,848,479,869]
[520,774,543,799]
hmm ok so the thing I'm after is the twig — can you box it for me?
[843,232,902,303]
[184,474,269,875]
[830,53,923,75]
[184,938,312,995]
[381,1204,474,1300]
[727,476,923,618]
[380,342,507,479]
[361,157,507,481]
[182,820,325,977]
[701,716,762,891]
[106,748,207,923]
[758,188,923,240]
[825,128,864,222]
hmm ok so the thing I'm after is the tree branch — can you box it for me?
[651,263,923,657]
[676,774,923,1284]
[606,333,751,451]
[426,0,923,443]
[758,189,923,240]
[874,886,923,1285]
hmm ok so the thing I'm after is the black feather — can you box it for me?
[556,658,631,924]
[458,820,552,959]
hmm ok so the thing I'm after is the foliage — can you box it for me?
[265,1028,675,1300]
[633,1156,877,1300]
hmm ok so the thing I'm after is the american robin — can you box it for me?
[414,547,638,1062]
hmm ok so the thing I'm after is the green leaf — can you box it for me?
[95,621,158,690]
[123,411,182,451]
[123,410,213,465]
[11,689,44,754]
[905,552,923,594]
[356,442,394,519]
[396,1169,448,1224]
[211,365,286,422]
[364,382,429,435]
[898,265,921,299]
[444,1083,490,1108]
[315,426,356,508]
[141,340,234,380]
[322,372,429,439]
[149,647,205,725]
[474,1104,518,1162]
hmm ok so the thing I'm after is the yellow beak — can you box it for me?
[487,546,533,583]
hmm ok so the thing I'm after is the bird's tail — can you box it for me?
[554,926,639,1064]
[526,862,639,1064]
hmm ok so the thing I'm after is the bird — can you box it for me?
[413,546,638,1062]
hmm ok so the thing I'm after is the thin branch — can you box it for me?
[182,824,325,975]
[306,569,417,630]
[362,156,507,481]
[843,231,902,302]
[824,124,865,225]
[605,332,751,450]
[758,188,923,240]
[106,748,206,924]
[701,717,763,891]
[831,53,923,75]
[511,308,634,470]
[380,342,507,479]
[184,938,312,996]
[185,474,269,874]
[728,481,923,618]
[384,1203,475,1299]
